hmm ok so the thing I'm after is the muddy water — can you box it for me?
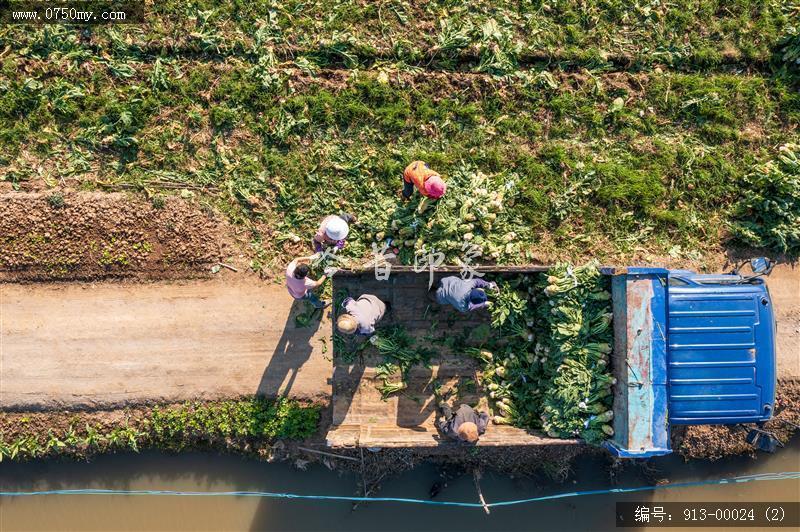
[1,441,798,532]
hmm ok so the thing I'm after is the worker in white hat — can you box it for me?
[313,213,355,252]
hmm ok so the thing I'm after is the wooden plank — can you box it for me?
[334,265,551,276]
[328,269,580,449]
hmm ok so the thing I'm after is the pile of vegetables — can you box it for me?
[369,326,434,400]
[733,143,800,256]
[472,274,544,429]
[536,263,615,443]
[358,165,525,265]
[475,262,615,444]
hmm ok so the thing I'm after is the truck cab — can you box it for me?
[666,271,776,425]
[606,261,777,458]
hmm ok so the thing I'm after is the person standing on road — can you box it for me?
[402,161,447,200]
[313,213,355,253]
[431,275,498,313]
[285,255,328,309]
[336,294,389,336]
[436,403,489,444]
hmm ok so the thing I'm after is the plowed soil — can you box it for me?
[0,191,230,282]
[675,379,800,460]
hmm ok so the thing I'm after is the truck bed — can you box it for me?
[326,269,577,448]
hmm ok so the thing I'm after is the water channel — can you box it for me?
[1,438,798,531]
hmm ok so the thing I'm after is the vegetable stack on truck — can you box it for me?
[328,259,777,457]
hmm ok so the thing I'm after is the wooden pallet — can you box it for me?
[326,271,579,448]
[327,362,573,447]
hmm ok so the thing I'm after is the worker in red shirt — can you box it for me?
[402,161,446,200]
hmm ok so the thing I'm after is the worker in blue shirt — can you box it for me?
[430,276,498,313]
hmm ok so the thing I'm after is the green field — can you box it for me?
[1,1,798,269]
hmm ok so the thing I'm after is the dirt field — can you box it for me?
[0,192,231,282]
[0,278,332,410]
[768,264,800,379]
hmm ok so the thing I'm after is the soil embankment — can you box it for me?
[0,191,230,282]
[675,379,800,460]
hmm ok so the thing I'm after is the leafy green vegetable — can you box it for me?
[537,262,614,444]
[488,282,528,328]
[369,325,434,399]
[777,25,800,80]
[477,263,614,444]
[733,144,800,256]
[369,165,524,265]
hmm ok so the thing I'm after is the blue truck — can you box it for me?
[328,259,778,452]
[605,258,777,457]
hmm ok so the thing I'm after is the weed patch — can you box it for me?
[0,398,321,461]
[732,143,800,256]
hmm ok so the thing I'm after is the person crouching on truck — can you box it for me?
[313,213,355,253]
[336,294,389,337]
[285,255,328,309]
[402,160,446,201]
[430,275,498,313]
[436,403,489,444]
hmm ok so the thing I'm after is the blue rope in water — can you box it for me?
[1,472,798,509]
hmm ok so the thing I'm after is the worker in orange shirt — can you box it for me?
[402,161,447,200]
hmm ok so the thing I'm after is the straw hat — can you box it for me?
[336,314,358,335]
[457,422,479,443]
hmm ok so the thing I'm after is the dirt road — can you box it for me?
[1,265,797,410]
[0,279,332,410]
[768,264,800,379]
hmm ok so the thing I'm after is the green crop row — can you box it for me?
[2,48,797,265]
[2,1,796,72]
[0,398,321,462]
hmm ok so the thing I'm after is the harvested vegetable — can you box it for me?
[361,165,525,265]
[474,262,614,444]
[732,143,800,256]
[369,326,434,400]
[536,262,614,444]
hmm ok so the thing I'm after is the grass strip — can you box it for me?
[0,398,322,461]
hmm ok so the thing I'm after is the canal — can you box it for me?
[1,438,798,531]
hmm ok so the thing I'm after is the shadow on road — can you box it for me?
[256,298,324,397]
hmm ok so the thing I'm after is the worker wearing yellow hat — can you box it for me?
[436,403,489,443]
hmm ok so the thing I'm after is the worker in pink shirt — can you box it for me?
[285,255,328,308]
[313,213,356,252]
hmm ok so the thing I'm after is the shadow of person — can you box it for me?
[256,298,324,397]
[396,366,436,431]
[329,335,367,426]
